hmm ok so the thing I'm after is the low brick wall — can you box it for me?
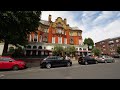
[15,57,78,68]
[15,58,44,68]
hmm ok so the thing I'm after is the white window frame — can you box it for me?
[52,37,55,43]
[79,39,82,45]
[29,34,31,42]
[40,35,42,42]
[44,29,48,33]
[78,32,80,36]
[116,40,119,42]
[58,29,61,34]
[62,30,64,34]
[37,35,38,42]
[34,33,38,42]
[58,37,62,44]
[64,38,67,44]
[65,31,66,35]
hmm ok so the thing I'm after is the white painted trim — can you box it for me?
[29,34,31,42]
[37,35,38,42]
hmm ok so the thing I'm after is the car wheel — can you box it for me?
[13,65,19,71]
[105,60,107,63]
[46,63,51,69]
[95,61,98,64]
[85,62,88,65]
[40,65,43,68]
[112,60,115,63]
[78,61,80,64]
[67,62,71,67]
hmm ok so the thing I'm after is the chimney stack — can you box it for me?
[64,18,67,24]
[48,15,52,22]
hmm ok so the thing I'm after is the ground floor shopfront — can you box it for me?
[24,42,90,57]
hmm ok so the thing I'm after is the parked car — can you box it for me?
[78,55,98,65]
[112,54,120,58]
[0,56,27,70]
[40,56,72,69]
[96,55,115,63]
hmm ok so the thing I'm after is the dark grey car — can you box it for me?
[40,56,72,69]
[78,55,98,65]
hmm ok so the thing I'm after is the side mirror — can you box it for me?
[9,60,12,62]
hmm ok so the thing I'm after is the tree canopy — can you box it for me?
[0,11,41,55]
[52,45,76,57]
[83,38,94,50]
[52,45,64,56]
[92,47,101,56]
[117,46,120,54]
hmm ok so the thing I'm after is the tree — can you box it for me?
[92,47,101,56]
[83,38,94,50]
[8,46,15,53]
[52,45,76,57]
[0,11,41,55]
[12,47,26,58]
[117,47,120,54]
[69,46,76,57]
[64,46,76,57]
[64,47,70,55]
[52,45,64,56]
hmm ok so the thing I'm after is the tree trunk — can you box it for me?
[2,42,9,56]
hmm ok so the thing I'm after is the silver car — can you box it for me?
[96,55,115,63]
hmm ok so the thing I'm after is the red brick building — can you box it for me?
[24,15,89,57]
[95,37,120,56]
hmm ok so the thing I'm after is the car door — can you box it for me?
[89,57,94,64]
[57,57,66,66]
[105,56,109,62]
[47,56,56,66]
[1,57,14,69]
[54,56,64,66]
[107,56,113,62]
[49,56,60,66]
[87,56,93,64]
[0,57,4,69]
[84,56,89,64]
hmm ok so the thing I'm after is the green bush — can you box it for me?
[8,47,15,53]
[11,47,25,58]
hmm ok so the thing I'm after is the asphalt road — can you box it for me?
[0,58,120,79]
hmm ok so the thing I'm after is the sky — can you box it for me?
[41,11,120,43]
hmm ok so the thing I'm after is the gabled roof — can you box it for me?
[40,20,50,26]
[40,20,82,31]
[70,27,82,31]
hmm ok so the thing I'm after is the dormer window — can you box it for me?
[44,29,48,33]
[58,29,62,34]
[78,32,81,36]
[70,32,73,36]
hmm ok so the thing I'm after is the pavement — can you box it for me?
[71,57,78,64]
[71,60,78,64]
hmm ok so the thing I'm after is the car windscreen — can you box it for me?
[0,57,14,61]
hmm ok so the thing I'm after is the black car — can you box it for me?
[112,54,120,58]
[78,55,98,65]
[40,56,72,69]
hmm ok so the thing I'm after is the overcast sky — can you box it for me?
[41,11,120,43]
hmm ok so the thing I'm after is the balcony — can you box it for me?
[108,41,114,45]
